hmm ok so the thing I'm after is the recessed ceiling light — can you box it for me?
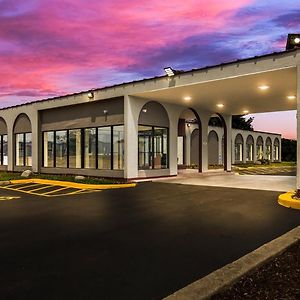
[287,95,296,100]
[216,103,224,108]
[258,85,269,90]
[184,96,192,101]
[243,110,249,114]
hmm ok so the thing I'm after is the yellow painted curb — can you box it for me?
[10,179,136,190]
[278,191,300,210]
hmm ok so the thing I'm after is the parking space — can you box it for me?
[0,182,300,300]
[0,182,101,197]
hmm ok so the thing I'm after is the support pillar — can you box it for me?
[296,65,300,194]
[124,95,139,179]
[223,114,232,171]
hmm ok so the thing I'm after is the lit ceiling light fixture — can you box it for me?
[243,110,249,114]
[184,96,192,101]
[258,85,269,90]
[216,103,224,108]
[87,91,94,99]
[287,95,296,100]
[164,67,176,77]
[286,34,300,50]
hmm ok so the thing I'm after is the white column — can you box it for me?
[7,123,14,171]
[223,115,232,171]
[201,117,209,172]
[124,95,139,179]
[297,65,300,190]
[30,111,39,172]
[76,131,81,168]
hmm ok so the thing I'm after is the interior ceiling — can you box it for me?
[133,67,297,115]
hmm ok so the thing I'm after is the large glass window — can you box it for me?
[113,126,124,170]
[43,132,54,167]
[84,128,96,169]
[246,144,253,161]
[257,145,263,160]
[235,143,243,162]
[25,133,32,167]
[15,133,24,166]
[154,127,168,169]
[98,127,111,170]
[266,145,271,160]
[138,126,168,170]
[56,130,68,168]
[2,135,8,166]
[138,126,153,169]
[69,129,82,168]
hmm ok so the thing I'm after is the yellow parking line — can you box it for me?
[14,183,41,190]
[40,187,69,195]
[27,185,53,193]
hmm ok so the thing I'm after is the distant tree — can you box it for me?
[281,138,296,161]
[208,115,254,131]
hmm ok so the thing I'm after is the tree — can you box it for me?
[281,138,296,161]
[208,115,254,131]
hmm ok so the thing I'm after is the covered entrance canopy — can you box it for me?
[127,48,300,189]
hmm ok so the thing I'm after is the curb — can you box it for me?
[163,225,300,300]
[8,179,136,190]
[278,191,300,209]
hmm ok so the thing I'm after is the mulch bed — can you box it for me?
[211,240,300,300]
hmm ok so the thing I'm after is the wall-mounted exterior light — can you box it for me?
[103,109,108,114]
[88,91,94,99]
[164,67,176,77]
[142,108,147,113]
[286,34,300,50]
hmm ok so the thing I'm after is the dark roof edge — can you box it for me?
[1,48,299,111]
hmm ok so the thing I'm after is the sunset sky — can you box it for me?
[0,0,299,138]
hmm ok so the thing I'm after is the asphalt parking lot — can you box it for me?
[0,182,300,300]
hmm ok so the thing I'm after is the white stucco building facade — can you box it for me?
[0,47,297,187]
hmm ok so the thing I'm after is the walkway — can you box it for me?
[155,169,295,192]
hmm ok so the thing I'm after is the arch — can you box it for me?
[256,136,264,160]
[208,113,227,170]
[274,137,280,161]
[138,101,169,127]
[178,108,202,172]
[13,113,31,133]
[0,117,7,135]
[265,137,272,160]
[208,130,219,165]
[234,134,244,163]
[13,113,32,167]
[138,101,169,170]
[246,134,254,162]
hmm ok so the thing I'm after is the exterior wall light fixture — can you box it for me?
[142,108,147,113]
[88,91,94,99]
[286,34,300,50]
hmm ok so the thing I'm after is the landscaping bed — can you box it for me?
[212,240,300,299]
[0,172,126,185]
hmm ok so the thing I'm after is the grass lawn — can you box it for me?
[0,172,125,184]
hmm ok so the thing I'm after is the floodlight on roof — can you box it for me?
[286,34,300,50]
[164,67,176,77]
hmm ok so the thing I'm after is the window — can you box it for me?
[84,128,96,169]
[15,133,32,166]
[98,127,111,170]
[113,125,124,170]
[266,145,271,160]
[2,135,8,166]
[246,144,253,161]
[69,129,82,168]
[15,133,24,166]
[138,126,168,170]
[235,143,243,162]
[43,132,55,167]
[56,130,68,168]
[256,145,263,160]
[42,125,124,171]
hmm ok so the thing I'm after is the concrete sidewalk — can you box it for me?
[156,170,295,192]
